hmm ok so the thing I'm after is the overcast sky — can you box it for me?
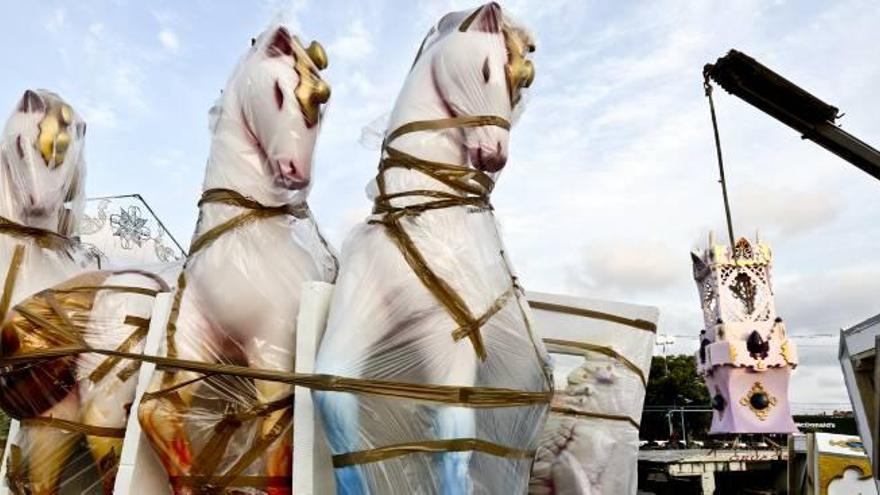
[2,0,878,413]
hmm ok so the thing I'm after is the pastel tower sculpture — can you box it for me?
[692,234,798,434]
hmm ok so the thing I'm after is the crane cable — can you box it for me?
[704,71,737,250]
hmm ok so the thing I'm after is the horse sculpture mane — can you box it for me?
[137,24,336,495]
[315,4,548,494]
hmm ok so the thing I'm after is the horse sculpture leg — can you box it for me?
[79,272,166,494]
[314,391,366,495]
[256,379,293,495]
[436,350,478,495]
[137,291,212,493]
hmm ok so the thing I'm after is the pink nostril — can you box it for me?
[468,144,507,173]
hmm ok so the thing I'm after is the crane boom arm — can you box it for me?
[705,50,880,181]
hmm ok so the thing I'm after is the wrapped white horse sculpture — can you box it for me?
[0,90,94,314]
[0,91,169,494]
[315,4,551,494]
[0,90,98,494]
[137,24,336,495]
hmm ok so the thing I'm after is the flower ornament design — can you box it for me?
[109,206,151,249]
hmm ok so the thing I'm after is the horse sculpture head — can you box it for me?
[392,2,534,173]
[0,90,86,234]
[210,25,330,199]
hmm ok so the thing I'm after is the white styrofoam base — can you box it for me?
[293,281,337,495]
[113,292,174,494]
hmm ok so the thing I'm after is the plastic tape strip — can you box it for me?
[332,438,533,468]
[543,338,647,388]
[528,299,657,333]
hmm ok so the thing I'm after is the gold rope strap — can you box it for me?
[13,304,79,348]
[51,285,161,297]
[384,115,510,144]
[379,214,488,359]
[188,189,309,257]
[1,244,25,318]
[372,117,515,360]
[1,345,551,407]
[332,438,533,468]
[164,188,315,362]
[207,407,295,492]
[0,216,75,252]
[451,287,515,343]
[170,475,291,489]
[550,406,641,429]
[6,445,26,495]
[199,188,310,218]
[380,147,494,197]
[88,315,152,383]
[192,396,293,478]
[20,417,126,438]
[543,338,647,388]
[528,300,657,333]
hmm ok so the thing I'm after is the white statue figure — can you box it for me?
[0,90,169,494]
[314,4,550,494]
[137,24,336,495]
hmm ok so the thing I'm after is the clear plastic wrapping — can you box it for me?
[1,269,169,494]
[135,24,336,494]
[0,88,180,495]
[0,90,98,313]
[526,294,657,495]
[314,4,550,493]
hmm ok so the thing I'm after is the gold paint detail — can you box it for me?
[503,26,535,105]
[781,341,793,365]
[305,41,328,70]
[728,344,738,362]
[292,38,330,127]
[739,381,777,421]
[37,103,74,167]
[817,453,872,495]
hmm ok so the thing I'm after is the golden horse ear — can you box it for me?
[504,28,536,105]
[306,41,328,70]
[295,40,331,127]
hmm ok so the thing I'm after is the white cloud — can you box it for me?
[78,102,119,130]
[44,8,65,33]
[329,20,373,62]
[88,23,105,37]
[158,29,180,54]
[574,241,683,294]
[737,185,840,237]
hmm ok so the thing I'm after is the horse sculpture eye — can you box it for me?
[482,58,491,83]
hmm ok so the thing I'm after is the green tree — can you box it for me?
[640,354,711,441]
